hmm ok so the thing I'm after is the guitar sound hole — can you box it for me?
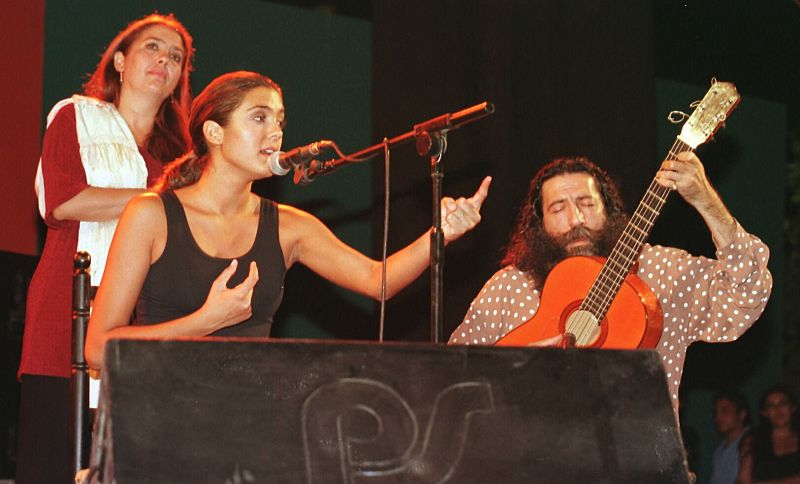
[564,310,601,347]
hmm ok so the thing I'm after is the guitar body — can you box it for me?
[494,256,663,349]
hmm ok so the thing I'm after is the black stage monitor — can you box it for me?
[89,338,689,483]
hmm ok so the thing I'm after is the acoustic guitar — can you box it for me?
[495,79,740,349]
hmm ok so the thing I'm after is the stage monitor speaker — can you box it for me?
[89,338,689,483]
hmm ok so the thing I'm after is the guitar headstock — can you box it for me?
[677,80,740,149]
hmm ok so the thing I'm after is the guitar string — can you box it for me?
[569,138,690,345]
[572,138,689,344]
[570,174,671,343]
[573,140,685,343]
[570,178,668,343]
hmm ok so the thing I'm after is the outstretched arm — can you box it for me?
[282,176,491,301]
[655,151,737,248]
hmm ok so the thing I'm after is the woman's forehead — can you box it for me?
[136,24,184,50]
[241,87,284,110]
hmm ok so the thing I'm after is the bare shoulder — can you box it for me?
[120,192,167,233]
[278,203,315,221]
[126,191,165,217]
[277,203,326,233]
[117,192,168,262]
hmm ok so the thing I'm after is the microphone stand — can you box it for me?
[418,130,447,343]
[297,101,494,343]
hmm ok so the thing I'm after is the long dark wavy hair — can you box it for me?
[82,13,194,164]
[502,156,628,276]
[155,71,283,191]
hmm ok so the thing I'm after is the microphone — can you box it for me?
[267,140,334,176]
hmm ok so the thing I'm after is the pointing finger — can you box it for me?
[467,176,492,210]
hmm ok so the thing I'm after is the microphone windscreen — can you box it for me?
[267,151,289,176]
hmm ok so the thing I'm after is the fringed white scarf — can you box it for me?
[35,95,147,284]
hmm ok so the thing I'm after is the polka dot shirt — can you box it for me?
[448,222,773,415]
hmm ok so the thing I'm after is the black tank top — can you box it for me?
[754,447,800,481]
[134,190,285,337]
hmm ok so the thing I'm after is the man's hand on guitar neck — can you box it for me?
[655,151,738,248]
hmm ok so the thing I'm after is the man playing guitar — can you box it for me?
[448,153,772,416]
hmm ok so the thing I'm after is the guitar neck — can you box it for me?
[580,138,694,321]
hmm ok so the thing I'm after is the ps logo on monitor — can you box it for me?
[302,378,495,483]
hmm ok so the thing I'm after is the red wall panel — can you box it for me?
[0,0,45,255]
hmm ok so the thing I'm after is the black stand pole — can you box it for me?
[416,131,447,343]
[71,251,92,474]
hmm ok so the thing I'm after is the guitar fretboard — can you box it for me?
[578,138,693,323]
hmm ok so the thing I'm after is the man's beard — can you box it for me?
[528,215,627,287]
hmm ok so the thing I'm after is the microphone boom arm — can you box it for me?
[294,101,494,184]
